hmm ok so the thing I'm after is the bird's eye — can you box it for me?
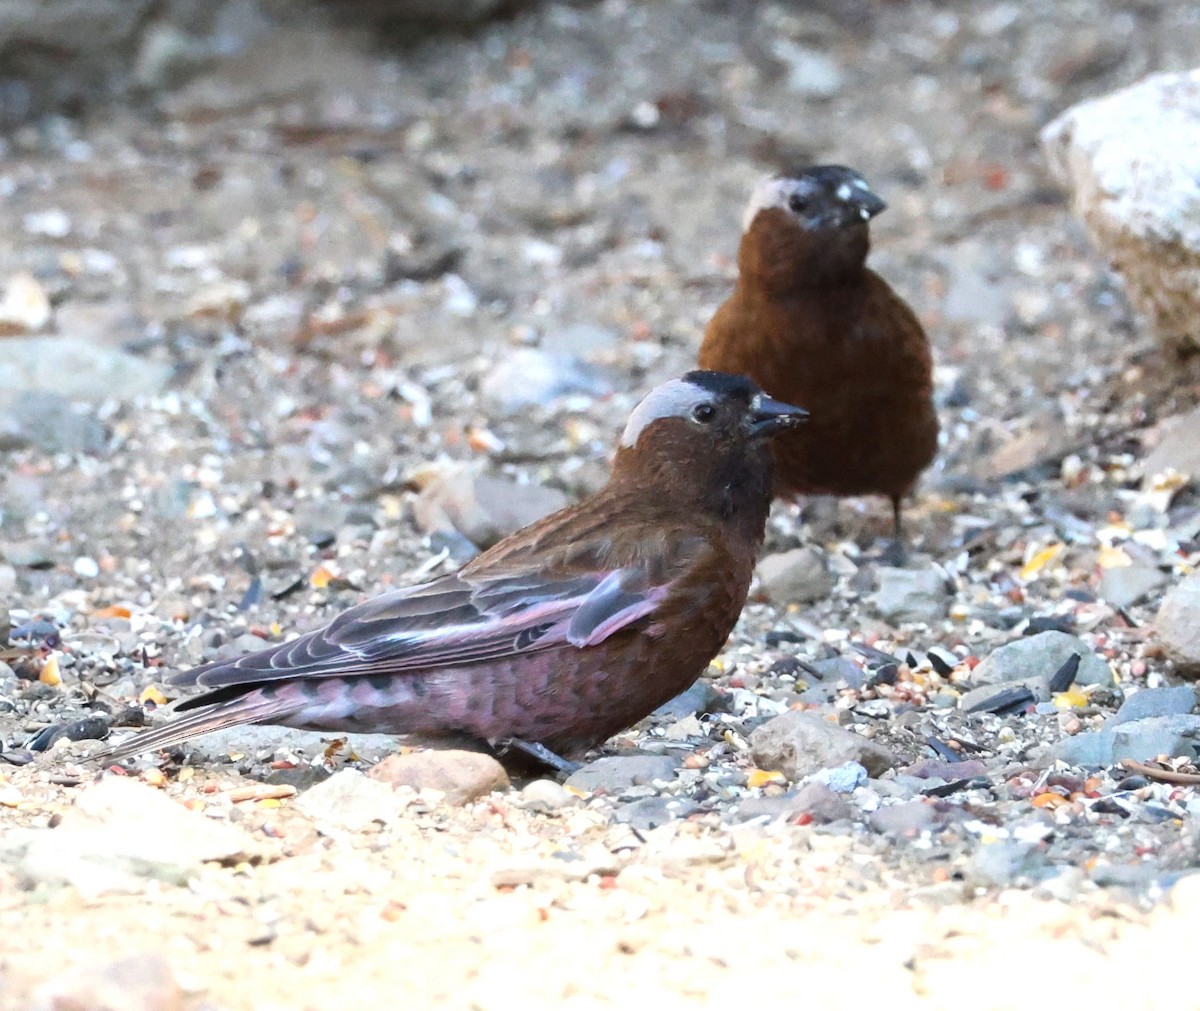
[692,403,717,424]
[788,193,808,214]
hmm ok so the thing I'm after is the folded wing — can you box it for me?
[173,562,671,705]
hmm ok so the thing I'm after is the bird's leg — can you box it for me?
[879,495,908,567]
[492,737,582,775]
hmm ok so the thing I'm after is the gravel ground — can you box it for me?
[3,2,1200,1007]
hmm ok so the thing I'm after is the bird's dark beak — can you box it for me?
[819,181,886,230]
[747,393,808,437]
[853,185,886,220]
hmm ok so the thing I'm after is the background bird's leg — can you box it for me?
[492,737,582,775]
[880,494,908,566]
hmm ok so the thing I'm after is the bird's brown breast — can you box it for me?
[700,249,938,502]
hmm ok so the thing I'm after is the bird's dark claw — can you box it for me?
[493,737,582,775]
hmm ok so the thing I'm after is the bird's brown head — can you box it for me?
[612,371,807,536]
[739,165,885,291]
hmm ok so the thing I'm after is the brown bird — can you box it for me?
[699,165,938,549]
[101,372,807,771]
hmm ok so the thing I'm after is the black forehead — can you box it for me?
[779,164,863,189]
[680,370,762,403]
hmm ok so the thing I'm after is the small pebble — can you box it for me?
[73,556,100,578]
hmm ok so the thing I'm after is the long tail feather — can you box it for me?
[95,691,300,763]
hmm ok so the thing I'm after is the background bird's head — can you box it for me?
[738,165,885,290]
[743,165,886,233]
[612,371,807,529]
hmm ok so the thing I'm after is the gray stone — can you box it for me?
[0,1,153,53]
[0,337,170,405]
[959,678,1043,711]
[877,776,925,798]
[798,683,840,705]
[964,841,1042,888]
[0,392,108,455]
[478,347,611,415]
[1042,69,1200,356]
[413,464,569,549]
[868,800,936,837]
[749,710,896,781]
[1049,729,1116,768]
[541,323,620,359]
[1114,686,1197,725]
[1089,863,1172,890]
[367,750,510,806]
[979,422,1063,480]
[0,1,153,125]
[1098,563,1168,609]
[1157,571,1200,676]
[613,796,700,831]
[770,39,844,99]
[0,539,55,568]
[0,777,260,896]
[565,754,680,794]
[727,783,851,825]
[136,22,220,90]
[807,760,868,793]
[1049,717,1200,768]
[294,769,410,832]
[869,566,948,625]
[901,758,989,781]
[973,631,1113,690]
[810,656,867,689]
[1112,715,1200,763]
[1142,406,1200,485]
[291,498,353,544]
[652,680,725,720]
[942,258,1011,326]
[755,547,835,605]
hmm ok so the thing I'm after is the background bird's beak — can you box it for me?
[836,179,886,223]
[747,394,809,436]
[853,186,887,220]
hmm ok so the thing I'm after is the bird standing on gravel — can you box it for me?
[102,371,807,770]
[698,165,938,549]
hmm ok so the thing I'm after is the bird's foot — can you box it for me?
[877,537,909,567]
[492,737,582,775]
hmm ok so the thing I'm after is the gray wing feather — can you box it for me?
[174,563,670,693]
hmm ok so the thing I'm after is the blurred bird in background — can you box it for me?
[699,165,938,556]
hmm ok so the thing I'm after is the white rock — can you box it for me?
[770,39,844,99]
[0,777,261,897]
[22,208,72,238]
[73,556,100,578]
[1042,70,1200,355]
[0,272,52,333]
[478,346,611,415]
[294,769,410,834]
[755,546,835,605]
